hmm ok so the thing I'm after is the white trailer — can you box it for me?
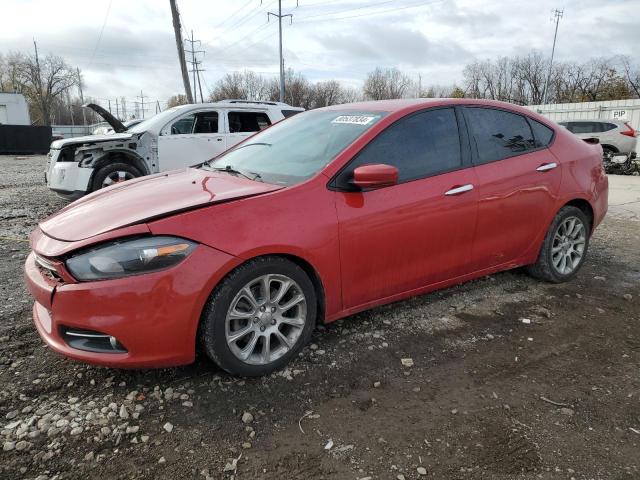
[0,92,30,125]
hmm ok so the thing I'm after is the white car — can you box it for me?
[45,100,304,200]
[558,119,637,157]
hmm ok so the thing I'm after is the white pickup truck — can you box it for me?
[45,100,303,200]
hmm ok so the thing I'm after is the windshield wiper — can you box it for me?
[234,142,272,150]
[210,164,263,182]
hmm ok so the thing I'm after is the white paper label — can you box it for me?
[331,115,377,125]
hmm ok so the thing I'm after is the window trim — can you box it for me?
[461,106,555,166]
[328,106,472,192]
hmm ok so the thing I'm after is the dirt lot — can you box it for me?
[1,155,639,480]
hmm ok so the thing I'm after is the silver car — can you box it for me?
[558,119,637,157]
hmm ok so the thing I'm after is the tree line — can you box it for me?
[2,48,639,125]
[167,53,639,110]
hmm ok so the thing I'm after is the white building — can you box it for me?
[0,92,31,125]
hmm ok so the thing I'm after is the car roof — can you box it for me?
[172,100,304,111]
[321,98,545,118]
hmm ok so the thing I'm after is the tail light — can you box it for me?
[620,122,637,137]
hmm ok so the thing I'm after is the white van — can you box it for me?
[45,100,304,200]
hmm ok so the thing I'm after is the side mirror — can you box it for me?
[351,164,399,190]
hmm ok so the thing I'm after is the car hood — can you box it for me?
[83,102,127,133]
[50,132,134,149]
[39,168,283,242]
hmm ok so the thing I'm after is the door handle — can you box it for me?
[445,184,474,196]
[216,138,223,142]
[536,162,557,172]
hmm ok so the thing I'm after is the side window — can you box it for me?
[341,108,462,184]
[528,119,554,147]
[602,123,617,132]
[170,114,195,135]
[193,111,218,134]
[228,111,272,133]
[567,122,598,134]
[465,108,535,164]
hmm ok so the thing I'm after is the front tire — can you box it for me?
[199,257,316,376]
[526,206,590,283]
[91,162,141,192]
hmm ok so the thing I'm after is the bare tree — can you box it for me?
[363,67,413,100]
[10,52,78,125]
[209,71,269,102]
[620,56,640,98]
[167,94,188,108]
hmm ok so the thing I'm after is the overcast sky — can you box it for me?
[2,0,638,111]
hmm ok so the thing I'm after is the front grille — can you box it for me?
[60,327,127,354]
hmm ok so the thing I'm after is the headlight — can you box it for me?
[66,236,197,281]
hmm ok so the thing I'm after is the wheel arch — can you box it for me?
[199,251,327,328]
[601,144,619,153]
[563,198,594,231]
[89,150,150,186]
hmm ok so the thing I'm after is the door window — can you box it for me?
[339,108,462,185]
[465,108,536,164]
[193,112,219,133]
[228,111,271,133]
[169,114,196,135]
[167,111,219,135]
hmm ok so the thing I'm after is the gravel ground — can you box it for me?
[0,155,639,480]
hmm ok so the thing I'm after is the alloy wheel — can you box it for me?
[102,170,135,188]
[225,274,307,365]
[551,216,586,275]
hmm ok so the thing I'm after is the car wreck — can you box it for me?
[45,100,303,200]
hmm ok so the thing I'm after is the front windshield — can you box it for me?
[127,107,182,133]
[206,109,386,186]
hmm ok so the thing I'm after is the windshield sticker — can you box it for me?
[331,115,378,125]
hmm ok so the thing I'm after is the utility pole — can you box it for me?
[115,98,120,119]
[76,67,87,125]
[108,99,112,113]
[33,39,49,124]
[169,0,194,103]
[268,1,296,103]
[184,30,205,103]
[542,8,563,105]
[195,62,205,103]
[137,91,148,118]
[156,100,161,114]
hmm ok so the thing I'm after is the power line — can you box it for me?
[88,0,113,67]
[296,0,443,24]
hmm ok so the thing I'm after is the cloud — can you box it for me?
[0,0,637,107]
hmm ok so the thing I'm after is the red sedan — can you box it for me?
[25,99,608,376]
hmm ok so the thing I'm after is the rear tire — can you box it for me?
[526,206,590,283]
[91,162,141,192]
[199,256,316,377]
